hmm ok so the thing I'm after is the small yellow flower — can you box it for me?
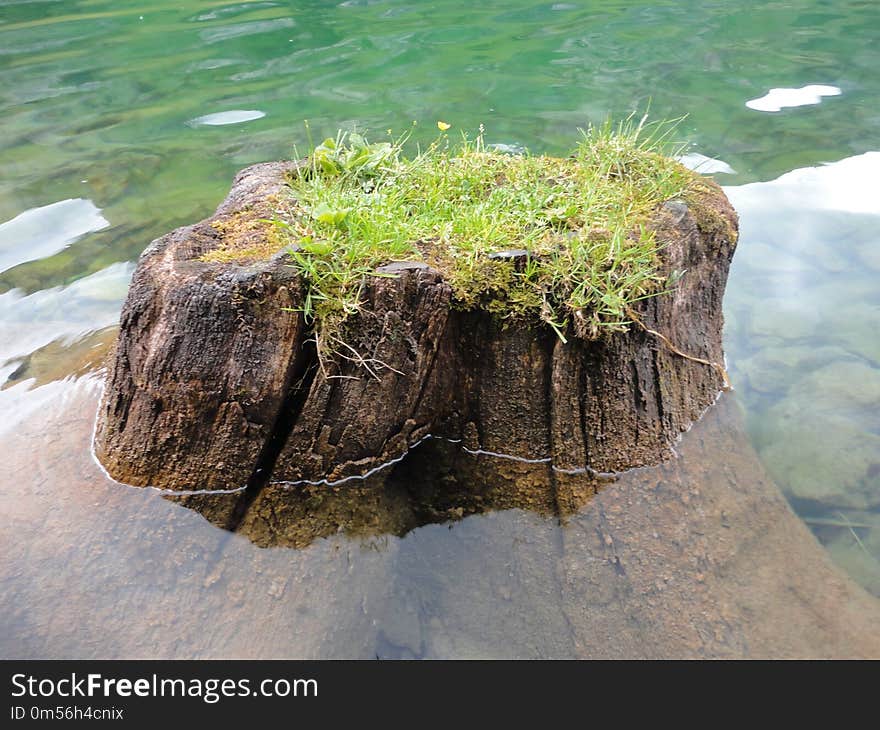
[437,121,451,131]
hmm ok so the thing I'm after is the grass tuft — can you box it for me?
[220,116,703,364]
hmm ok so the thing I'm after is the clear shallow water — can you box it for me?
[1,0,878,656]
[724,154,880,594]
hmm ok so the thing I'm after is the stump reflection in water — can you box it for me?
[172,437,606,550]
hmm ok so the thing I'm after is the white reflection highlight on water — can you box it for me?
[0,262,133,377]
[0,199,109,274]
[676,152,735,175]
[727,152,880,216]
[724,152,880,320]
[745,84,841,112]
[187,110,266,126]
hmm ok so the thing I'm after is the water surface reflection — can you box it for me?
[724,152,880,594]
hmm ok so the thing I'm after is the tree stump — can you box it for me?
[95,161,738,502]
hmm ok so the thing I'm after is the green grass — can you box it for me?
[267,116,701,362]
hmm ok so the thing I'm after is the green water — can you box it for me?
[1,0,879,656]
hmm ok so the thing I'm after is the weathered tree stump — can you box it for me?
[95,161,738,501]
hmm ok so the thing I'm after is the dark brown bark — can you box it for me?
[95,162,306,491]
[96,161,737,498]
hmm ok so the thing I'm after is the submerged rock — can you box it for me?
[733,344,851,396]
[756,361,880,510]
[95,160,738,516]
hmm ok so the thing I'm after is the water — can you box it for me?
[1,0,879,657]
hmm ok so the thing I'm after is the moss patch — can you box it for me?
[201,194,297,264]
[684,179,740,244]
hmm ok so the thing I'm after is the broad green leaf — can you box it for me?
[299,237,333,255]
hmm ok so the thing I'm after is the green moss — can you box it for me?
[261,118,708,360]
[201,195,295,264]
[684,179,739,244]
